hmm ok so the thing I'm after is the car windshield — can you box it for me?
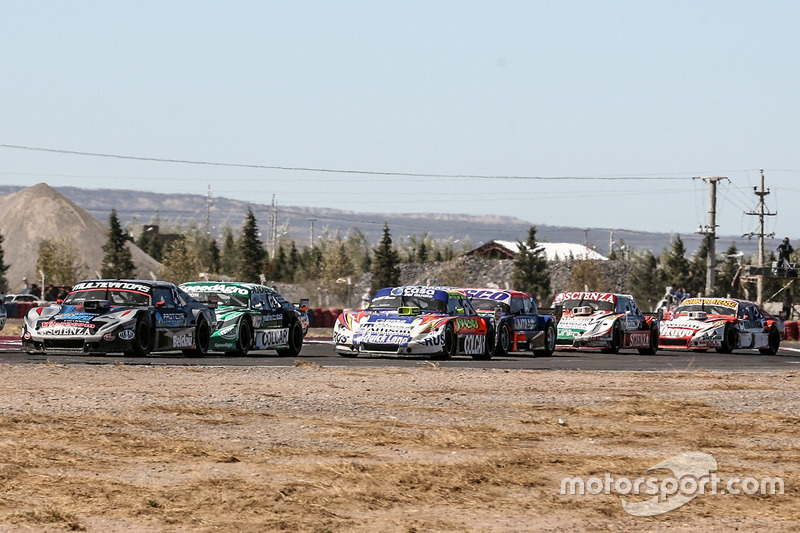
[676,303,736,317]
[369,295,447,313]
[559,298,615,313]
[185,289,250,308]
[63,288,151,307]
[470,298,510,314]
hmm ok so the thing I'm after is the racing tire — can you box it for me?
[125,317,152,357]
[716,324,737,354]
[533,321,557,357]
[759,327,781,355]
[226,319,252,357]
[183,319,211,357]
[637,322,659,355]
[601,321,623,354]
[433,323,456,360]
[493,322,512,357]
[276,321,304,357]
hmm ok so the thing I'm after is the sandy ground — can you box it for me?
[1,359,799,532]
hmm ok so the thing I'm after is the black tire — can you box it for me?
[276,321,303,356]
[638,322,659,355]
[601,321,623,354]
[493,322,512,357]
[433,323,457,360]
[716,324,737,354]
[759,327,781,355]
[227,319,252,356]
[533,321,557,357]
[125,316,151,357]
[183,319,210,357]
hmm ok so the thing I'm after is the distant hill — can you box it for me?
[0,184,770,258]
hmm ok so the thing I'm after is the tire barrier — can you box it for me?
[6,302,44,318]
[308,308,344,328]
[785,320,799,341]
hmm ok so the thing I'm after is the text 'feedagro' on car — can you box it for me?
[459,287,557,357]
[657,297,783,355]
[180,281,305,356]
[21,280,215,357]
[552,291,659,354]
[333,286,495,360]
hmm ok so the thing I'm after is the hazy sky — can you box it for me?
[3,1,800,240]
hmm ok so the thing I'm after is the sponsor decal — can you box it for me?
[462,289,509,301]
[158,313,185,326]
[554,292,616,304]
[455,318,481,331]
[118,329,135,340]
[680,298,737,309]
[660,326,703,338]
[40,326,91,336]
[172,334,194,348]
[463,334,486,355]
[42,320,96,329]
[514,317,538,330]
[391,286,437,298]
[422,333,445,346]
[333,332,350,344]
[217,324,237,339]
[628,332,649,346]
[73,281,152,294]
[361,332,408,344]
[185,283,250,296]
[558,328,584,339]
[258,328,290,348]
[55,313,96,322]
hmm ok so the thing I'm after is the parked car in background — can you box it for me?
[459,288,556,357]
[552,291,659,354]
[334,285,494,359]
[0,301,6,332]
[22,280,215,356]
[180,281,305,356]
[658,297,783,355]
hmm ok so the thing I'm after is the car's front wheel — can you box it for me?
[125,316,151,357]
[227,319,252,356]
[716,324,737,354]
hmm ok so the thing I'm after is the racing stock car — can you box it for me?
[180,281,305,356]
[460,288,556,356]
[21,280,215,356]
[334,285,494,359]
[552,291,659,354]
[657,297,783,355]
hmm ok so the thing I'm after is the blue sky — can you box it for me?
[2,1,800,240]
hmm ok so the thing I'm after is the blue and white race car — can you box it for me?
[334,286,494,359]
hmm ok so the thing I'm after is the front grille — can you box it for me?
[44,339,85,350]
[361,343,399,353]
[660,339,689,347]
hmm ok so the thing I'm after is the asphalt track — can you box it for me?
[2,336,800,371]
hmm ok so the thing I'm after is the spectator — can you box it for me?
[777,238,794,269]
[783,293,794,320]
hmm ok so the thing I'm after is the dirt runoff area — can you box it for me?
[1,361,799,533]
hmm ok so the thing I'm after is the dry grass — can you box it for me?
[1,366,799,532]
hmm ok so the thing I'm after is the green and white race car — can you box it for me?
[180,281,305,356]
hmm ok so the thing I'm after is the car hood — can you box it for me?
[659,315,728,336]
[29,305,138,334]
[557,311,616,332]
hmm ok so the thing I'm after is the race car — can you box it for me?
[334,285,494,359]
[459,288,556,356]
[552,291,658,354]
[180,281,304,356]
[21,280,215,356]
[658,297,783,355]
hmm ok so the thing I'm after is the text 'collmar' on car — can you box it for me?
[459,288,556,357]
[334,285,494,359]
[180,281,305,356]
[657,297,783,355]
[552,291,659,354]
[21,280,215,356]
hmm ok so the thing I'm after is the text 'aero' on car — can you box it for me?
[552,291,659,354]
[657,297,783,355]
[334,285,494,359]
[180,281,305,356]
[459,288,556,357]
[21,280,215,356]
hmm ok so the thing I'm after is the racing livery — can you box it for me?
[21,280,215,356]
[180,281,304,356]
[334,285,494,359]
[460,288,556,357]
[552,291,658,354]
[658,297,783,355]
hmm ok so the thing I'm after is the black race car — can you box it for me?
[22,279,215,356]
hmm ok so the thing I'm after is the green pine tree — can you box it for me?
[219,225,238,276]
[511,226,551,304]
[0,232,9,292]
[236,207,266,283]
[371,223,401,292]
[628,250,665,311]
[101,208,136,279]
[661,235,690,289]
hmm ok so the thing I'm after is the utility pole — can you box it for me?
[743,169,776,304]
[268,194,278,258]
[696,177,728,297]
[308,218,317,248]
[205,185,212,237]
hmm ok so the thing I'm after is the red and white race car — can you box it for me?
[658,297,783,355]
[552,291,659,354]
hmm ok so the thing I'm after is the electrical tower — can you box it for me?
[743,169,776,304]
[696,177,728,297]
